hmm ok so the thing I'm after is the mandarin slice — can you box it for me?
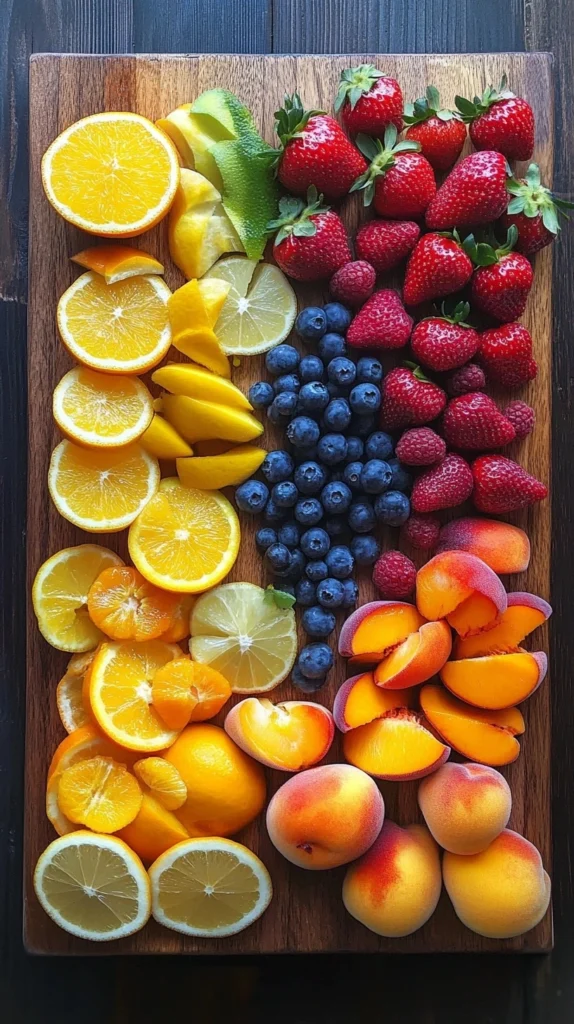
[152,657,231,730]
[57,755,143,832]
[87,565,181,642]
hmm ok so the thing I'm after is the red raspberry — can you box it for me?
[503,401,535,440]
[396,427,446,466]
[372,551,417,599]
[401,514,441,551]
[446,363,486,396]
[329,260,376,307]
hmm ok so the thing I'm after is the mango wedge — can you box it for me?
[140,415,193,459]
[177,445,267,489]
[152,363,252,411]
[168,280,211,332]
[162,393,264,444]
[171,327,231,378]
[197,279,231,327]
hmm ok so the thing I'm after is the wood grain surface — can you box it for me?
[25,52,553,957]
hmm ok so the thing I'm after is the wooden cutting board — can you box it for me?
[26,52,553,955]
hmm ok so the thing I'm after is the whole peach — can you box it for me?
[418,762,511,855]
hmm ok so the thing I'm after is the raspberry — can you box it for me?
[446,363,486,396]
[372,551,417,599]
[329,260,376,307]
[503,401,535,440]
[395,427,446,466]
[400,514,441,551]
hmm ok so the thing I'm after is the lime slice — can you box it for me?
[189,582,298,693]
[204,256,297,355]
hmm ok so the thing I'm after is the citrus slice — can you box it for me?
[151,658,231,730]
[48,439,160,532]
[149,837,272,937]
[34,832,151,941]
[57,755,143,832]
[133,757,187,810]
[140,415,193,460]
[158,595,195,643]
[168,168,243,280]
[71,245,164,284]
[53,367,154,448]
[203,256,297,354]
[87,566,181,642]
[189,582,297,693]
[57,272,172,374]
[33,544,124,652]
[128,477,240,593]
[56,652,95,733]
[42,111,179,236]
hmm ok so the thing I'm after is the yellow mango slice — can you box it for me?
[152,362,252,411]
[140,415,193,459]
[171,327,231,378]
[168,280,211,333]
[176,445,267,489]
[197,278,231,327]
[162,394,264,444]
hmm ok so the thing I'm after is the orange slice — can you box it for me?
[133,757,187,810]
[152,658,231,729]
[87,565,181,642]
[57,755,143,832]
[53,366,154,448]
[56,651,95,733]
[71,245,164,284]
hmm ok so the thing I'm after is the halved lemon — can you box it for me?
[189,582,297,693]
[149,837,272,937]
[71,245,164,284]
[53,367,154,448]
[203,256,297,355]
[56,652,95,733]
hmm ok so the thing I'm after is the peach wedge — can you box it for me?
[374,620,452,690]
[453,592,552,659]
[420,684,525,766]
[224,697,334,772]
[416,551,507,637]
[333,672,416,733]
[440,650,547,710]
[343,708,450,781]
[437,518,531,574]
[339,601,426,664]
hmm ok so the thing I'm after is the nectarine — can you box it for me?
[339,601,426,663]
[343,708,450,781]
[437,518,530,574]
[374,620,452,690]
[440,650,547,710]
[224,697,334,772]
[333,673,416,733]
[453,592,552,660]
[416,551,507,637]
[420,684,525,766]
[418,762,511,855]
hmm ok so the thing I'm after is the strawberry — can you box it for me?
[425,150,509,230]
[395,427,446,465]
[411,454,474,513]
[330,260,376,307]
[379,366,447,430]
[403,234,473,307]
[401,513,441,551]
[472,455,547,514]
[355,219,420,273]
[503,400,535,440]
[268,187,351,282]
[351,127,436,219]
[455,76,534,162]
[274,93,367,201]
[446,363,486,396]
[346,289,413,350]
[443,393,516,450]
[403,86,467,171]
[478,323,538,389]
[335,64,404,137]
[502,162,574,255]
[411,301,480,371]
[468,226,533,322]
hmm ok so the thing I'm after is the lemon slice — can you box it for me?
[203,256,297,355]
[189,582,297,693]
[149,837,272,937]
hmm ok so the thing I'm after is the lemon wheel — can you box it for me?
[204,256,297,355]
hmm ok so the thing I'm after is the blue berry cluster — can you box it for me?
[236,302,413,693]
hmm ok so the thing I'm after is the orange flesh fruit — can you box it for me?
[343,709,449,781]
[420,684,525,766]
[440,651,545,710]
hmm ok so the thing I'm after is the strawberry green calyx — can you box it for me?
[274,93,325,148]
[428,300,472,327]
[454,74,515,122]
[404,85,460,125]
[463,225,519,267]
[334,64,385,112]
[403,361,431,383]
[266,185,329,244]
[350,126,420,205]
[506,162,574,235]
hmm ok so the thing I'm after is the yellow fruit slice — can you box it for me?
[161,394,263,444]
[57,755,143,832]
[168,168,243,279]
[33,544,124,652]
[152,362,252,410]
[190,582,297,693]
[42,111,179,236]
[197,278,232,327]
[168,279,212,332]
[149,837,272,937]
[48,439,160,532]
[158,595,195,643]
[117,793,189,864]
[176,445,266,489]
[57,271,172,374]
[87,565,182,642]
[204,256,297,355]
[140,415,193,460]
[53,366,154,448]
[133,757,187,810]
[152,658,231,729]
[129,477,240,593]
[34,832,151,941]
[156,105,226,186]
[171,327,231,377]
[56,652,95,733]
[71,245,164,284]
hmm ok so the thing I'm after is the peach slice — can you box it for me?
[339,601,426,663]
[453,592,552,659]
[333,673,416,733]
[343,708,450,781]
[437,518,531,574]
[440,650,547,710]
[374,620,452,690]
[224,697,334,772]
[420,684,525,766]
[416,551,507,637]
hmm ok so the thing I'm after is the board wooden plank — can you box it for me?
[26,52,553,955]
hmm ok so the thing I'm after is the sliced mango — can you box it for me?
[197,278,231,327]
[152,362,252,411]
[162,393,264,444]
[140,415,193,460]
[168,280,211,333]
[177,445,267,489]
[171,327,231,378]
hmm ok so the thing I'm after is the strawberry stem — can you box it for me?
[350,126,420,206]
[335,64,385,112]
[266,185,328,244]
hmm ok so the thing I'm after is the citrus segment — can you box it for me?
[71,245,164,284]
[152,362,252,410]
[57,755,143,832]
[56,652,95,733]
[168,168,243,280]
[158,595,195,643]
[204,256,297,355]
[53,367,154,448]
[151,657,231,730]
[117,793,190,864]
[140,415,193,460]
[87,566,181,642]
[133,757,187,810]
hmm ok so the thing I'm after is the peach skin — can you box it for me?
[333,673,416,733]
[266,763,384,870]
[416,551,507,637]
[374,620,452,690]
[443,828,551,938]
[437,518,530,574]
[339,601,426,664]
[343,709,450,781]
[343,820,442,937]
[440,651,547,710]
[418,762,511,855]
[420,684,525,766]
[224,697,334,772]
[453,592,552,660]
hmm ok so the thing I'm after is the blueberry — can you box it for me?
[298,642,334,678]
[265,542,291,573]
[284,547,306,581]
[295,306,327,342]
[317,433,348,466]
[323,397,352,432]
[349,383,382,415]
[294,460,328,495]
[235,479,269,514]
[324,516,350,538]
[350,534,381,566]
[273,373,300,395]
[321,480,353,516]
[345,436,364,461]
[348,500,376,534]
[265,344,300,376]
[294,497,323,526]
[272,581,295,597]
[299,354,325,383]
[291,664,326,693]
[287,416,321,449]
[268,392,298,422]
[316,577,345,609]
[302,605,337,638]
[327,356,356,388]
[343,461,364,491]
[271,480,299,508]
[305,559,328,582]
[261,450,294,484]
[341,579,359,608]
[356,357,383,385]
[350,413,377,437]
[295,578,317,607]
[360,459,393,495]
[300,527,331,559]
[325,545,354,579]
[249,381,274,408]
[374,490,411,526]
[255,527,278,552]
[297,381,330,414]
[318,332,346,363]
[278,521,301,548]
[365,431,394,461]
[323,302,352,335]
[263,499,289,524]
[388,458,413,494]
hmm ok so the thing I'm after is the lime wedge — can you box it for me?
[204,256,297,355]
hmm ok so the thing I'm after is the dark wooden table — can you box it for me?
[1,2,573,1021]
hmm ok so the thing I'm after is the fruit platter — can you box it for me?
[25,53,555,954]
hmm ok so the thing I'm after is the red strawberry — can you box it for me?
[502,163,574,255]
[379,366,447,430]
[411,301,480,371]
[425,150,509,230]
[472,455,547,513]
[455,76,534,162]
[268,187,351,282]
[403,234,473,307]
[335,64,403,136]
[330,260,376,307]
[411,454,474,513]
[396,427,446,465]
[446,363,486,396]
[351,127,436,219]
[355,219,420,273]
[504,400,535,440]
[479,323,538,389]
[401,513,441,551]
[346,289,413,350]
[372,551,416,599]
[274,93,367,201]
[403,86,467,171]
[468,226,533,322]
[443,393,516,450]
